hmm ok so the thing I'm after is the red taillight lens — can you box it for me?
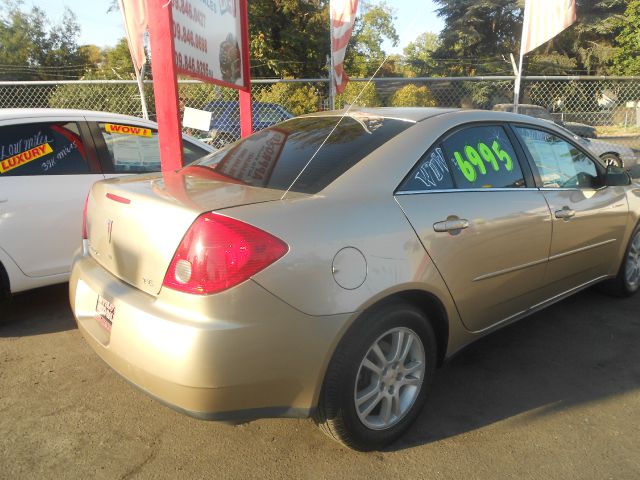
[162,213,288,295]
[82,194,89,240]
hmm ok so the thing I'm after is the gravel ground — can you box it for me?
[1,284,640,480]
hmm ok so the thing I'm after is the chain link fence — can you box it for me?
[1,76,639,163]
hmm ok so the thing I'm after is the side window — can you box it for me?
[98,122,161,173]
[515,127,601,189]
[0,122,90,177]
[441,125,526,189]
[399,145,454,191]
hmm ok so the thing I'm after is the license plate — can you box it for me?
[95,295,115,332]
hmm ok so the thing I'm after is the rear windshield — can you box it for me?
[191,115,412,194]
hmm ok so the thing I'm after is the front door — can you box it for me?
[513,126,629,294]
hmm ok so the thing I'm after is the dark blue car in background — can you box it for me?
[202,101,293,148]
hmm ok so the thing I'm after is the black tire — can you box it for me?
[600,153,623,168]
[0,262,10,312]
[600,224,640,297]
[314,302,437,451]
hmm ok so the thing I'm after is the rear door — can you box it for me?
[0,116,103,277]
[513,126,628,293]
[395,124,553,332]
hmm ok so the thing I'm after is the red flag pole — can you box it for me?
[147,0,184,171]
[239,0,253,138]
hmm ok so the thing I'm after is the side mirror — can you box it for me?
[628,165,640,181]
[605,165,631,186]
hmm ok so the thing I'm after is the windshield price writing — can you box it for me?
[453,141,513,183]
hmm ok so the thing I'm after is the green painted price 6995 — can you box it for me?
[453,141,513,183]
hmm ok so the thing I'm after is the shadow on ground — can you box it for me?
[0,283,76,337]
[389,288,640,451]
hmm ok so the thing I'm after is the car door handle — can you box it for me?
[0,198,7,203]
[555,207,576,220]
[433,219,470,233]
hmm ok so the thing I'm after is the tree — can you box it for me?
[432,0,629,76]
[613,0,640,75]
[248,0,330,78]
[402,32,440,77]
[344,1,399,77]
[0,1,88,80]
[388,84,436,107]
[255,82,321,115]
[336,81,382,108]
[83,38,136,79]
[433,0,521,76]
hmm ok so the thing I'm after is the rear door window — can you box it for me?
[0,122,91,176]
[441,125,526,189]
[399,145,455,192]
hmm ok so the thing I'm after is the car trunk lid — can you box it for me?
[86,169,293,296]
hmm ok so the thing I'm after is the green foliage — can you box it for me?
[613,0,640,75]
[0,1,87,80]
[48,82,145,115]
[248,0,329,78]
[255,82,320,115]
[432,0,629,76]
[433,0,522,75]
[345,1,399,77]
[336,82,382,108]
[462,81,512,109]
[388,84,436,107]
[402,32,440,77]
[83,38,137,80]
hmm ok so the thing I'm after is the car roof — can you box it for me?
[298,107,459,123]
[298,106,564,126]
[0,108,158,126]
[321,108,577,197]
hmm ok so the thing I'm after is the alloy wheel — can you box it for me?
[625,230,640,290]
[354,327,426,430]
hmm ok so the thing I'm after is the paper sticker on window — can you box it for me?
[414,148,449,188]
[105,123,152,138]
[0,143,53,174]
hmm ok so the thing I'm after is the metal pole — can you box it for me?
[136,64,149,120]
[514,0,531,114]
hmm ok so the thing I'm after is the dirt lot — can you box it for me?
[1,284,640,479]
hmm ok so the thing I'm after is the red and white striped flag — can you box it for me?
[521,0,576,54]
[330,0,358,94]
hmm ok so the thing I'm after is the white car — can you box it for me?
[0,109,213,298]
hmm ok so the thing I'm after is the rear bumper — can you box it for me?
[69,254,351,420]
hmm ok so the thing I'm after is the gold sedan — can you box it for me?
[70,108,640,451]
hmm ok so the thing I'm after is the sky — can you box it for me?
[35,0,445,53]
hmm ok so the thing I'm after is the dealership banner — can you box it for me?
[172,0,249,90]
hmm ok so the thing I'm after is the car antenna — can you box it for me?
[280,55,392,201]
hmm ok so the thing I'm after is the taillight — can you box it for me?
[82,194,89,240]
[162,213,288,295]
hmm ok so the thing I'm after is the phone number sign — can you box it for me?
[171,0,249,90]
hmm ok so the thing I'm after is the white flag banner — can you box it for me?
[330,0,358,94]
[521,0,576,55]
[118,0,148,72]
